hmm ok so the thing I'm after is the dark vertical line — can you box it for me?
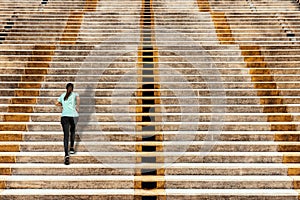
[141,0,157,192]
[135,0,165,199]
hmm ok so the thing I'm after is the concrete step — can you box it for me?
[164,175,293,189]
[165,189,298,200]
[0,113,273,122]
[0,140,286,152]
[3,88,300,97]
[0,189,135,200]
[2,54,300,62]
[3,112,299,123]
[0,175,293,189]
[0,130,278,141]
[0,151,285,163]
[0,103,276,114]
[0,189,298,200]
[2,67,300,75]
[1,175,134,189]
[0,121,292,131]
[0,163,289,175]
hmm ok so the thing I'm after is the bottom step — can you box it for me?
[0,189,298,200]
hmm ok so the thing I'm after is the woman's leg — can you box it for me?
[61,117,70,156]
[69,117,78,150]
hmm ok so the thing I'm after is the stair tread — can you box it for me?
[1,163,289,168]
[0,130,281,134]
[165,188,298,196]
[0,151,284,156]
[0,122,299,125]
[0,188,135,195]
[0,175,293,181]
[0,188,297,196]
[0,141,291,145]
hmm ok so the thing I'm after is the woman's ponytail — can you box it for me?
[64,83,74,101]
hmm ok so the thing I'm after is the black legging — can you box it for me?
[61,116,78,156]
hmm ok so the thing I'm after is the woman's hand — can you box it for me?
[55,101,62,106]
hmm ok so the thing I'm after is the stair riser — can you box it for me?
[27,115,269,123]
[165,196,297,200]
[11,144,279,152]
[0,82,273,90]
[19,145,135,152]
[0,195,133,200]
[11,124,275,132]
[3,180,292,189]
[0,90,272,97]
[165,167,287,176]
[20,133,275,141]
[12,155,282,164]
[42,76,281,83]
[0,104,275,112]
[165,181,293,189]
[10,168,135,175]
[8,167,287,176]
[5,181,133,189]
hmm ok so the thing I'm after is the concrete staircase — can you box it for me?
[1,0,300,199]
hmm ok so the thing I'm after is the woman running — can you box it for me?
[55,83,80,165]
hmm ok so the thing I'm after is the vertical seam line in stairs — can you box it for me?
[135,0,165,199]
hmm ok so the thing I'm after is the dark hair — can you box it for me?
[64,83,74,101]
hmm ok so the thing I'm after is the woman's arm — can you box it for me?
[76,95,80,112]
[55,101,62,106]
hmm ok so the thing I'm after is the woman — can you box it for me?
[55,83,80,165]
